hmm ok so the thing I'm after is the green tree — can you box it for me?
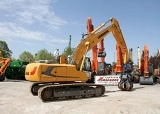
[63,35,74,57]
[35,49,55,61]
[19,51,34,62]
[0,40,12,57]
[63,47,75,57]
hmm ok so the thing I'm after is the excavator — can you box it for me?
[0,49,11,81]
[97,39,112,76]
[86,17,111,83]
[151,49,160,84]
[86,17,96,79]
[25,17,132,102]
[110,42,134,90]
[113,43,123,74]
[114,44,133,90]
[139,45,154,85]
[86,17,131,88]
[153,65,160,84]
[114,45,133,74]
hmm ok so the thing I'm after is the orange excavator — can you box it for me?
[114,44,133,90]
[114,43,123,74]
[86,17,98,76]
[114,44,133,74]
[97,32,112,75]
[152,49,160,83]
[87,17,111,79]
[0,49,11,81]
[139,45,153,85]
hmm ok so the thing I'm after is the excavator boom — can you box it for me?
[114,43,123,73]
[87,17,98,74]
[73,18,128,70]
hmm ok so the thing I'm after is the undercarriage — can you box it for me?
[30,82,105,102]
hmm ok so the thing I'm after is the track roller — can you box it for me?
[30,83,40,96]
[37,83,105,102]
[38,86,53,101]
[30,82,56,96]
[139,76,153,85]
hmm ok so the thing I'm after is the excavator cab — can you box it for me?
[84,57,92,71]
[97,62,106,75]
[97,62,112,75]
[98,51,106,57]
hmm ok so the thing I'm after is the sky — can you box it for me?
[0,0,160,64]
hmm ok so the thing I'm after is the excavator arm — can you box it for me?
[86,17,98,74]
[140,45,149,77]
[114,43,123,73]
[73,18,128,70]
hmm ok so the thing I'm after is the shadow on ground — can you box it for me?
[42,95,109,103]
[3,79,27,82]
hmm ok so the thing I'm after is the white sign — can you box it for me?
[95,75,121,85]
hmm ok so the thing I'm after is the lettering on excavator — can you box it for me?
[98,30,109,39]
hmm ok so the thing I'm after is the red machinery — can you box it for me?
[87,17,111,77]
[114,43,123,74]
[139,45,153,85]
[87,17,98,74]
[0,57,11,81]
[87,17,133,90]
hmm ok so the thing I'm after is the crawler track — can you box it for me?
[30,83,105,102]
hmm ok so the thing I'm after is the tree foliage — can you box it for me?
[149,55,160,69]
[0,40,12,58]
[63,47,75,57]
[18,51,34,62]
[34,49,55,61]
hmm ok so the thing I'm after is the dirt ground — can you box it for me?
[0,79,160,114]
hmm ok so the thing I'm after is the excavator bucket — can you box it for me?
[139,76,153,85]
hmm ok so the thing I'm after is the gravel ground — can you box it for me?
[0,79,160,114]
